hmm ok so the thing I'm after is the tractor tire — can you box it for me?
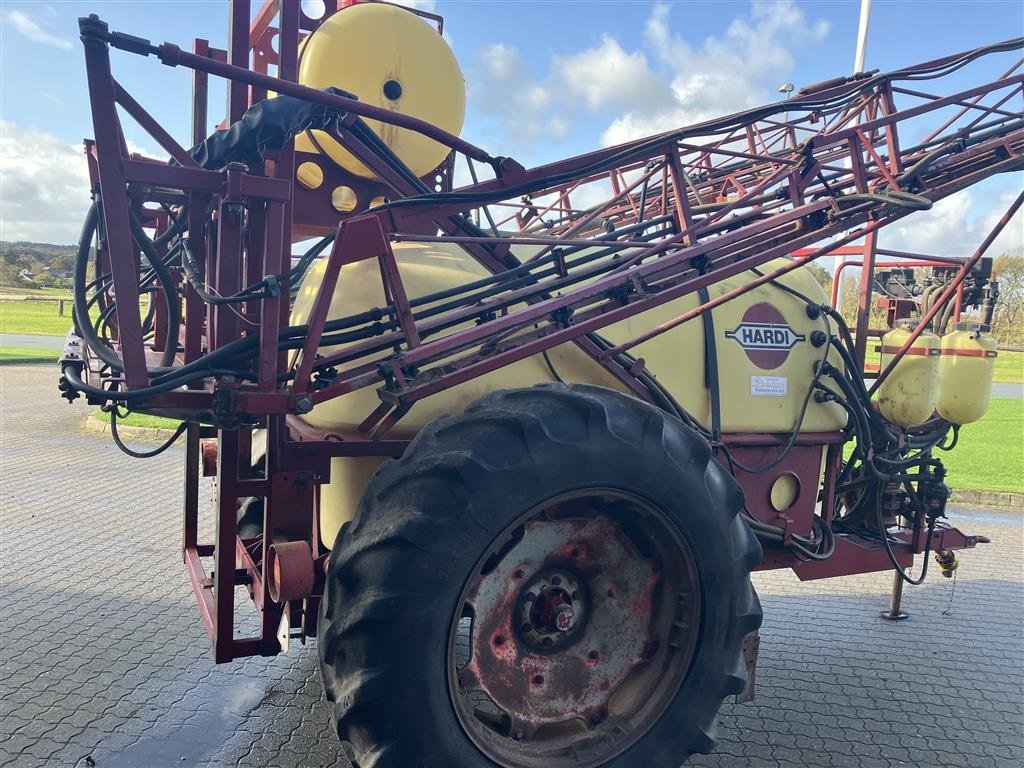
[318,384,762,768]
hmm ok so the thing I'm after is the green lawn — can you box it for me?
[0,300,75,336]
[0,287,72,297]
[88,411,182,430]
[115,412,182,429]
[0,346,60,364]
[994,349,1024,384]
[939,397,1023,493]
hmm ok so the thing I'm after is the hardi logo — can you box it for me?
[724,303,805,370]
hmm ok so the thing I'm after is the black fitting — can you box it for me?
[78,14,109,44]
[814,389,835,404]
[109,30,159,57]
[382,79,403,101]
[921,464,952,523]
[810,329,828,347]
[805,303,822,320]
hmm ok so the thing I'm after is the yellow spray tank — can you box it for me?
[294,2,465,181]
[291,246,847,547]
[874,319,940,427]
[936,322,998,424]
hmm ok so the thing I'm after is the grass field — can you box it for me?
[0,299,75,336]
[0,286,73,298]
[111,412,182,429]
[85,411,183,431]
[0,347,60,364]
[993,349,1024,384]
[941,397,1024,493]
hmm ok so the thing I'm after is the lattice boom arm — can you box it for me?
[63,21,1023,430]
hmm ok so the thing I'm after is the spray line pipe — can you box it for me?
[867,189,1023,395]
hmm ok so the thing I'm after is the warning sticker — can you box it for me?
[751,375,788,397]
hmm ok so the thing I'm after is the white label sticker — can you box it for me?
[751,375,788,397]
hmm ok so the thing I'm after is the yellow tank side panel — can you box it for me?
[702,262,846,433]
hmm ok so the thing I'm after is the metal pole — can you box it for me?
[835,0,872,322]
[854,0,872,73]
[881,570,909,620]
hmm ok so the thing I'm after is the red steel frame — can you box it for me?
[73,1,1023,661]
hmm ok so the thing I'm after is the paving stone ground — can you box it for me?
[1,363,1022,768]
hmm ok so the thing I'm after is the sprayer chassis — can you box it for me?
[70,1,1021,662]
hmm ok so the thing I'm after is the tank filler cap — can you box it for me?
[895,317,936,332]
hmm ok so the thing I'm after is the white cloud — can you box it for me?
[603,0,829,145]
[0,121,90,244]
[3,8,72,51]
[552,36,670,112]
[466,1,828,159]
[885,187,1024,258]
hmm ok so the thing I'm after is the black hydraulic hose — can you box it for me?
[74,202,180,371]
[63,362,205,402]
[128,212,181,368]
[110,409,189,458]
[74,203,124,371]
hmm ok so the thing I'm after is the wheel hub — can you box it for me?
[516,569,587,651]
[448,492,701,768]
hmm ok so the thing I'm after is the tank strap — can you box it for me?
[876,345,941,356]
[939,348,998,358]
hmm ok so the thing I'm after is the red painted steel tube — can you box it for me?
[159,44,493,162]
[874,248,970,264]
[869,189,1023,394]
[853,229,878,367]
[81,30,149,387]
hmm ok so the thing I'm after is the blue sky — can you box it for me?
[1,0,1022,250]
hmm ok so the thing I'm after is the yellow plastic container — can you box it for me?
[936,322,998,424]
[295,2,466,180]
[875,319,940,427]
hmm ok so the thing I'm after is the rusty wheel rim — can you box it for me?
[447,490,701,768]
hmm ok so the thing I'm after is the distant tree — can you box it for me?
[991,254,1023,347]
[804,262,833,298]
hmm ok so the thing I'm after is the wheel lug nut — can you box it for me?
[551,604,575,632]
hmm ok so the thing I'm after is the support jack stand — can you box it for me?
[880,570,909,620]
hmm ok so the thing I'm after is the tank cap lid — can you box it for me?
[895,318,924,330]
[953,321,990,332]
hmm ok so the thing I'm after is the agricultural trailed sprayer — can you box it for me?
[59,1,1023,765]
